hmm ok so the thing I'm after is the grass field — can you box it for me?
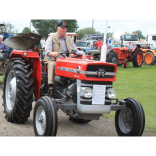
[103,62,156,133]
[0,62,156,133]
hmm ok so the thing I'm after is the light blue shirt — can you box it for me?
[44,34,80,60]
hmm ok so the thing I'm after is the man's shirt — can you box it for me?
[44,35,80,60]
[0,42,9,52]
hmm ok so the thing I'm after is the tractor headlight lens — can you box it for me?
[81,87,92,98]
[107,88,116,99]
[90,57,93,60]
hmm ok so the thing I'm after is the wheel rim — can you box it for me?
[137,52,142,65]
[112,57,117,64]
[5,70,17,112]
[118,108,133,134]
[35,106,46,135]
[126,61,128,68]
[145,54,152,64]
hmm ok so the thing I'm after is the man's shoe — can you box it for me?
[48,88,53,97]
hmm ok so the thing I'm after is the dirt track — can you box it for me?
[0,87,155,136]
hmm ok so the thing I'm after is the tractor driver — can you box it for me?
[0,35,9,66]
[43,21,86,91]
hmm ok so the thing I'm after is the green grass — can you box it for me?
[103,62,156,133]
[0,76,3,87]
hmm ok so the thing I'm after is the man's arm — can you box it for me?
[72,41,86,59]
[3,44,9,52]
[45,36,59,58]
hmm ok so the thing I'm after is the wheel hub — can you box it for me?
[36,107,46,135]
[5,71,17,112]
[118,108,133,134]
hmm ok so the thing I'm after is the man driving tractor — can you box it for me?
[43,21,86,91]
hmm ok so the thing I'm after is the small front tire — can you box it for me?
[115,98,145,136]
[33,96,58,136]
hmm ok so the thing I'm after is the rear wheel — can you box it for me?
[144,52,155,65]
[132,48,143,67]
[2,58,34,123]
[115,98,145,136]
[107,51,118,65]
[33,96,58,136]
[124,59,128,68]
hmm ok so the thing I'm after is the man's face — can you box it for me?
[57,26,67,38]
[0,37,3,42]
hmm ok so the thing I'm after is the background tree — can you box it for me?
[31,20,79,37]
[22,27,31,33]
[77,32,85,40]
[5,23,15,34]
[133,30,145,39]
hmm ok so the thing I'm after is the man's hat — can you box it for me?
[57,21,68,27]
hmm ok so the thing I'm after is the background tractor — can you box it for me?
[137,43,156,65]
[107,35,143,68]
[2,33,145,136]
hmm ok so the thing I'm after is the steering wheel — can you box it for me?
[59,52,79,58]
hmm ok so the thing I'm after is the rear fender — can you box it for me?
[10,50,41,101]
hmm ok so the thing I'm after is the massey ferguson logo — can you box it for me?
[97,68,106,77]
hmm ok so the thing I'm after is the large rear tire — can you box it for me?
[33,96,58,136]
[107,51,118,65]
[115,98,145,136]
[2,58,34,123]
[144,52,155,65]
[132,48,143,67]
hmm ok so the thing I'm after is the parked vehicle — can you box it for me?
[146,29,156,48]
[136,43,156,65]
[2,33,145,136]
[112,30,139,46]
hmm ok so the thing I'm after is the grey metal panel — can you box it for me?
[78,104,111,114]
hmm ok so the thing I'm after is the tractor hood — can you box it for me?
[4,32,42,50]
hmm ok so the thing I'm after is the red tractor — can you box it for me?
[2,33,145,136]
[107,45,143,68]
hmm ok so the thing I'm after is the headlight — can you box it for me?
[80,87,92,98]
[90,57,93,60]
[107,88,116,99]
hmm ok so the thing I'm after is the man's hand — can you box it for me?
[48,52,59,58]
[0,49,2,52]
[82,54,87,59]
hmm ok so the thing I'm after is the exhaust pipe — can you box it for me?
[100,20,108,62]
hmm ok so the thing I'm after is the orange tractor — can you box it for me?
[107,46,143,68]
[137,43,156,65]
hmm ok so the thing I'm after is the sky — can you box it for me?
[1,0,156,37]
[1,19,156,37]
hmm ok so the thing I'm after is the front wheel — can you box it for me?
[124,59,128,68]
[115,98,145,136]
[33,96,58,136]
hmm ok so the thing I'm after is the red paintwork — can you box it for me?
[10,50,117,101]
[55,57,117,82]
[10,50,42,101]
[113,47,136,64]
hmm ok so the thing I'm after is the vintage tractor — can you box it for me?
[107,45,143,68]
[137,43,156,65]
[2,33,145,136]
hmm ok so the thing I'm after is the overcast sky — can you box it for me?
[1,0,156,37]
[1,19,156,37]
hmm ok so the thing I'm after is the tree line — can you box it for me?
[5,20,146,40]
